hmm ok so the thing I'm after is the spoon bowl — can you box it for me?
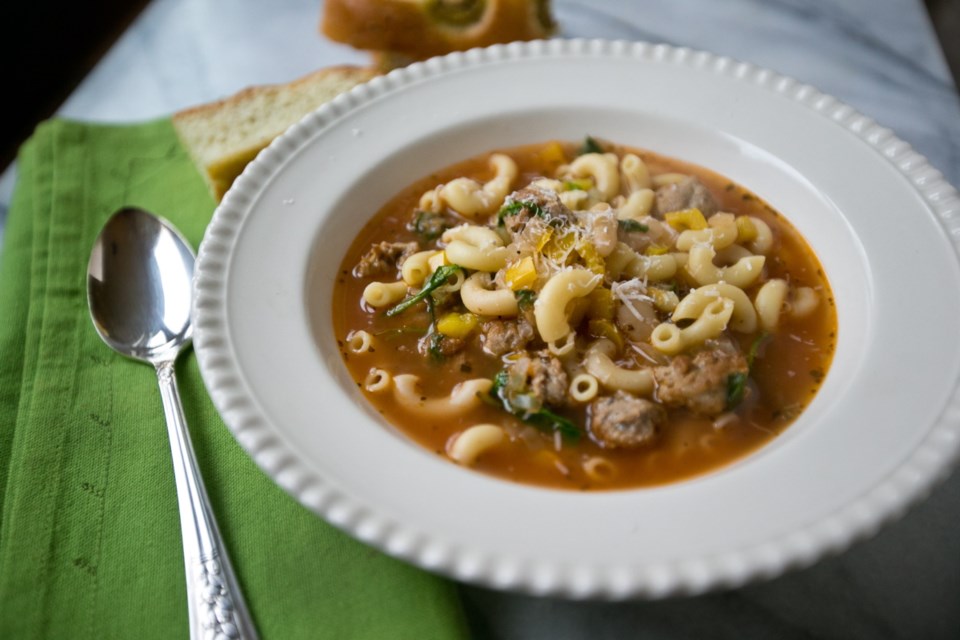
[87,207,257,640]
[88,207,194,362]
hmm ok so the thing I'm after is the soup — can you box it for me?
[329,139,836,490]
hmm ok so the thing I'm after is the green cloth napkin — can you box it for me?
[0,119,469,639]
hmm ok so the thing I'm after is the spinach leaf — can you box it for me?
[410,210,450,242]
[617,219,649,233]
[579,135,604,155]
[523,407,581,441]
[491,369,509,396]
[726,371,748,410]
[497,200,547,224]
[747,331,769,368]
[427,332,446,362]
[727,333,769,409]
[515,289,536,311]
[386,264,463,317]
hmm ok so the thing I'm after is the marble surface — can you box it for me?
[3,0,960,637]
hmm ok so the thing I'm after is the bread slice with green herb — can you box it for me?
[172,65,378,201]
[322,0,557,65]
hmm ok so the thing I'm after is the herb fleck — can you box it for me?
[617,219,649,233]
[410,210,451,241]
[497,200,547,224]
[726,371,748,410]
[578,135,604,155]
[515,289,537,310]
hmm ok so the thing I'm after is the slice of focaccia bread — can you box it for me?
[173,65,378,200]
[322,0,557,64]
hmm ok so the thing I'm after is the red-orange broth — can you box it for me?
[329,140,836,490]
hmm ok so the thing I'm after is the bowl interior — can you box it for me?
[306,106,871,469]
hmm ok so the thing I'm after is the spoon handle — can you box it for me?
[156,360,259,640]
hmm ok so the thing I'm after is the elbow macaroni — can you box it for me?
[585,339,655,395]
[620,153,652,192]
[364,368,391,393]
[583,456,617,482]
[788,286,819,319]
[393,375,493,419]
[754,279,788,331]
[401,250,441,286]
[625,253,678,282]
[362,281,408,308]
[676,213,738,251]
[606,243,677,282]
[534,268,602,342]
[442,224,510,272]
[744,217,774,254]
[346,330,374,354]
[684,244,765,288]
[569,373,600,403]
[460,272,519,317]
[651,298,735,355]
[672,283,758,333]
[568,153,620,200]
[448,424,506,465]
[438,153,518,218]
[616,189,655,221]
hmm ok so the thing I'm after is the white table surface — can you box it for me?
[3,1,960,637]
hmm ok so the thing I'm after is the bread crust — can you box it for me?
[172,65,376,121]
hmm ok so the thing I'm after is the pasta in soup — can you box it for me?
[329,138,836,490]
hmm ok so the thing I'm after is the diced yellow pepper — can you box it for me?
[505,256,538,290]
[436,312,479,339]
[538,141,567,168]
[543,230,577,264]
[645,244,669,256]
[588,319,624,353]
[664,208,708,231]
[535,227,554,252]
[736,216,758,242]
[586,287,615,321]
[563,178,593,191]
[576,241,605,275]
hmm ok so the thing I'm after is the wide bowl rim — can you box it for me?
[193,38,960,599]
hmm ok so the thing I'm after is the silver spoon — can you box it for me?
[87,207,258,640]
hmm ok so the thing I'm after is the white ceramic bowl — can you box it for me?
[193,39,960,599]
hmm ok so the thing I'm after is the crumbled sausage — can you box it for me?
[481,318,535,356]
[353,241,419,278]
[654,347,748,416]
[502,185,575,236]
[417,333,467,359]
[588,390,665,449]
[655,176,718,217]
[506,350,569,407]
